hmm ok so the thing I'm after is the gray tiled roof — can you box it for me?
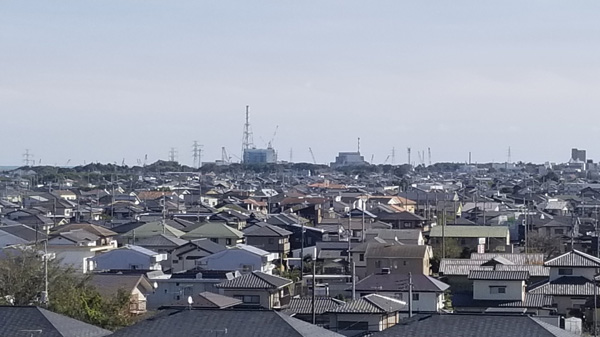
[375,314,579,337]
[470,253,545,265]
[429,225,508,238]
[545,250,600,267]
[452,293,554,309]
[331,294,406,314]
[529,276,600,296]
[0,306,111,337]
[110,309,344,337]
[215,271,292,289]
[287,297,345,315]
[354,273,449,293]
[495,265,550,277]
[468,270,529,281]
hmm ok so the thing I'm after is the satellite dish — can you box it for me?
[187,296,193,305]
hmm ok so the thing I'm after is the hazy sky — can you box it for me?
[2,1,600,166]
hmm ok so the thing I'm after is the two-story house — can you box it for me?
[195,244,277,274]
[429,225,510,253]
[170,239,227,273]
[351,242,432,279]
[529,249,600,315]
[328,294,406,335]
[353,272,449,313]
[450,270,554,315]
[243,222,292,258]
[215,271,292,309]
[181,221,244,247]
[89,245,167,272]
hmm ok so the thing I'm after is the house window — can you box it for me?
[359,254,364,262]
[403,222,412,228]
[173,259,179,264]
[412,293,420,301]
[555,229,564,235]
[210,238,218,243]
[226,238,232,245]
[375,260,381,268]
[559,268,573,275]
[268,238,274,244]
[490,286,506,294]
[234,295,260,304]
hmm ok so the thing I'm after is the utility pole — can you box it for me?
[311,258,316,325]
[408,272,413,317]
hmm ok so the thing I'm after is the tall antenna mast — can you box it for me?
[242,105,254,158]
[407,147,411,165]
[357,137,361,153]
[391,147,396,165]
[508,146,512,164]
[428,147,432,166]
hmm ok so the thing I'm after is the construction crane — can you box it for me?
[221,147,231,163]
[383,155,391,164]
[267,125,279,149]
[309,147,317,164]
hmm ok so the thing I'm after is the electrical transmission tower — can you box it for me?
[192,141,203,169]
[23,149,34,166]
[169,148,178,163]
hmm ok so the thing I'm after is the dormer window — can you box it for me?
[559,268,573,275]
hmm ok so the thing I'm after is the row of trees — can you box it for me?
[0,249,134,330]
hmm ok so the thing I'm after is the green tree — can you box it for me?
[0,249,134,330]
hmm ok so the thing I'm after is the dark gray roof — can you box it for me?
[375,314,579,337]
[286,297,345,315]
[468,270,529,281]
[243,223,293,237]
[545,250,600,267]
[529,276,600,296]
[136,234,188,247]
[354,273,449,293]
[110,309,344,337]
[331,294,406,314]
[0,224,47,242]
[89,274,153,297]
[215,271,292,289]
[0,306,111,337]
[452,293,554,309]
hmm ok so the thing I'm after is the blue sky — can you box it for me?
[2,1,600,166]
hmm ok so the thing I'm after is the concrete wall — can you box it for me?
[549,267,596,282]
[366,257,429,276]
[473,280,524,301]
